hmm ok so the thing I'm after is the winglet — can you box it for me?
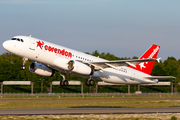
[156,58,161,63]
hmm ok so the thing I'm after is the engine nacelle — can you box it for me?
[53,58,92,75]
[29,62,55,77]
[68,60,92,75]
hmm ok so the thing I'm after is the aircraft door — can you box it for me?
[29,36,35,50]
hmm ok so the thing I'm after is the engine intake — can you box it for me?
[29,62,55,77]
[68,60,74,71]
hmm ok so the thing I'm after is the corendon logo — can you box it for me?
[36,41,72,58]
[149,46,160,59]
[139,46,160,70]
[37,41,44,50]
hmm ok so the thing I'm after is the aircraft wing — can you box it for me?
[81,58,157,70]
[144,76,176,80]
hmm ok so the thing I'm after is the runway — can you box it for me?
[0,107,180,115]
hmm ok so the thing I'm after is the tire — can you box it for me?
[89,79,95,86]
[64,80,69,86]
[60,81,64,86]
[20,66,25,70]
[86,80,90,86]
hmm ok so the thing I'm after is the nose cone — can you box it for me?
[3,41,8,50]
[2,40,11,52]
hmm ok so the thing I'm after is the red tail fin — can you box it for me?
[130,44,160,75]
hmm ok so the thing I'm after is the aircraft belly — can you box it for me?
[97,69,140,84]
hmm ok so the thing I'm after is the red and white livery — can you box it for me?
[3,36,175,86]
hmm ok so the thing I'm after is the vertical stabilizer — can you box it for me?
[130,44,160,75]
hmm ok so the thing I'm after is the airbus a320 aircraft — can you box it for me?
[2,36,175,86]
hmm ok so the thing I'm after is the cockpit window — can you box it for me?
[11,38,16,40]
[11,38,24,42]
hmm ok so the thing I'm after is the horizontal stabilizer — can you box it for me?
[144,76,176,80]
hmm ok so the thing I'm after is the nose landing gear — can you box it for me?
[20,58,28,70]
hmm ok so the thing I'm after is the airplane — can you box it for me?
[2,36,175,86]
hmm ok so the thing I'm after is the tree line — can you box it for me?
[0,51,179,93]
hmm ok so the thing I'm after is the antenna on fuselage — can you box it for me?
[29,35,32,37]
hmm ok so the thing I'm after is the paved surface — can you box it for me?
[0,107,180,115]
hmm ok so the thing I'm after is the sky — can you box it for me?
[0,0,180,61]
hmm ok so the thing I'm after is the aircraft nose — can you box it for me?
[3,41,7,49]
[2,40,11,51]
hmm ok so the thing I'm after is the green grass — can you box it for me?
[0,95,179,120]
[0,96,180,109]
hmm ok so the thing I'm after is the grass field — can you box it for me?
[0,94,180,120]
[0,94,180,109]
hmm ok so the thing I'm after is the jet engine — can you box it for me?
[67,60,93,75]
[29,62,55,77]
[53,58,93,75]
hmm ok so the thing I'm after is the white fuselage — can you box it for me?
[3,36,157,84]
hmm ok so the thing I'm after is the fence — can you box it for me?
[1,81,174,94]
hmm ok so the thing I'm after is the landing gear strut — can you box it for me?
[60,73,69,86]
[20,58,28,70]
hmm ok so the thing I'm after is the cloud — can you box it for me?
[0,0,51,5]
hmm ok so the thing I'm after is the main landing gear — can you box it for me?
[60,73,69,86]
[86,77,95,86]
[59,73,95,87]
[20,58,28,70]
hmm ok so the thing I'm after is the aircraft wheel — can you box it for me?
[89,79,95,86]
[64,80,69,86]
[20,65,25,70]
[60,81,64,86]
[86,80,90,86]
